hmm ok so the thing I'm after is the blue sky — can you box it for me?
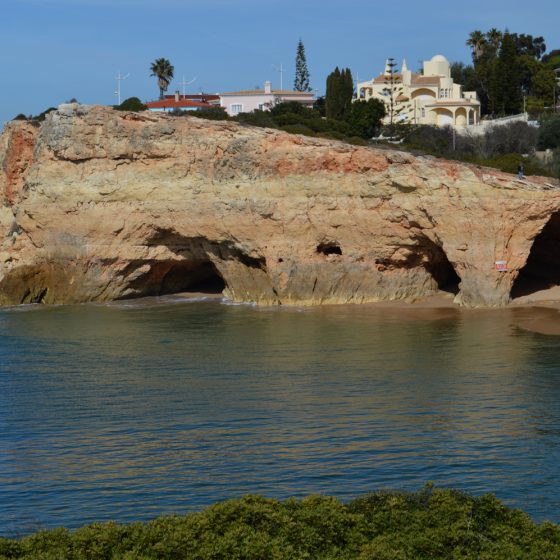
[1,0,558,125]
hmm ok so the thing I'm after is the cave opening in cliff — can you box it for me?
[317,242,342,256]
[125,259,226,298]
[421,238,461,294]
[511,212,560,300]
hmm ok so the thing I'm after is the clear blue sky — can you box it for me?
[1,0,558,125]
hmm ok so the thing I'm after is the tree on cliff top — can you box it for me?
[325,67,353,120]
[150,58,174,100]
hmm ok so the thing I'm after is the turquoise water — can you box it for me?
[0,297,559,536]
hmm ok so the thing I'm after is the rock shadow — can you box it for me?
[511,211,560,299]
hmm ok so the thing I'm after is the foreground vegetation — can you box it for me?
[401,118,560,178]
[1,487,559,559]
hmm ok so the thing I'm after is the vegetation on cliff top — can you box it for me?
[1,487,559,559]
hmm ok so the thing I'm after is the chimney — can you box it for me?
[264,81,272,94]
[175,90,180,102]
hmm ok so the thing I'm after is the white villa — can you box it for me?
[220,81,315,116]
[356,55,481,129]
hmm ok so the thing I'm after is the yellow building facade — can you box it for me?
[357,55,481,129]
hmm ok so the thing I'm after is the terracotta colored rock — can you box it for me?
[0,104,559,308]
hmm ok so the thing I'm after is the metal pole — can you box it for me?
[273,64,284,91]
[181,76,197,96]
[115,72,130,105]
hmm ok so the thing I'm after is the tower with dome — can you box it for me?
[356,54,481,129]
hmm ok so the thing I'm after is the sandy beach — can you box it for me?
[167,287,560,337]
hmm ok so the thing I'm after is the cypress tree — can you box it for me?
[294,39,311,92]
[326,67,341,119]
[493,32,522,115]
[325,67,353,120]
[341,68,354,119]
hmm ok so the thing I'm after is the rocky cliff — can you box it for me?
[1,104,559,308]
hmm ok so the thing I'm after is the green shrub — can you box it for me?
[191,107,230,120]
[316,130,346,140]
[236,109,275,127]
[115,97,147,112]
[279,124,316,137]
[538,116,560,149]
[1,489,560,559]
[348,136,369,146]
[468,153,551,176]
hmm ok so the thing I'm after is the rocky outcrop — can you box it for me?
[0,104,559,308]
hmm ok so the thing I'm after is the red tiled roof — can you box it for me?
[145,99,213,109]
[411,76,441,86]
[164,94,220,102]
[372,74,403,83]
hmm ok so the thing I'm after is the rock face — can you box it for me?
[1,104,560,308]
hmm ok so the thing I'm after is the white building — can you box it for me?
[356,55,481,129]
[220,81,315,116]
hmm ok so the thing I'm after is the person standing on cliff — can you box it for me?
[518,163,525,179]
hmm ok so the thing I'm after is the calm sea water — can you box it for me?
[1,297,559,536]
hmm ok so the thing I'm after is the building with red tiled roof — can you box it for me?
[146,91,220,112]
[357,55,480,129]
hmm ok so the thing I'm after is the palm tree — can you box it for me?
[486,28,503,54]
[466,30,487,61]
[150,58,175,100]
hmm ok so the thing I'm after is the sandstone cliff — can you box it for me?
[1,104,559,308]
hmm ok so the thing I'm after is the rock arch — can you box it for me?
[419,236,461,294]
[511,211,560,300]
[116,229,277,304]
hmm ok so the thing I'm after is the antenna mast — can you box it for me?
[272,63,285,91]
[114,71,130,105]
[181,75,197,96]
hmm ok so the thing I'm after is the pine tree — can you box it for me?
[294,39,311,92]
[382,58,404,130]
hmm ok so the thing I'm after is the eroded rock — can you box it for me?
[1,105,559,308]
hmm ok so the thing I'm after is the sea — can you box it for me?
[1,296,559,536]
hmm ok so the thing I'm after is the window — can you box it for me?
[258,103,264,110]
[421,108,426,118]
[230,104,243,114]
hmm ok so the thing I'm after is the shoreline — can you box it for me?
[176,288,560,336]
[5,289,560,336]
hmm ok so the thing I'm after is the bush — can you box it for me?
[270,101,312,117]
[467,153,551,176]
[12,107,56,123]
[482,121,538,156]
[191,107,230,120]
[346,99,386,139]
[115,97,147,112]
[279,124,315,137]
[538,116,560,149]
[236,109,276,127]
[348,136,369,146]
[315,130,346,140]
[1,490,559,559]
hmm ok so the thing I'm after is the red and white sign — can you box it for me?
[495,260,508,272]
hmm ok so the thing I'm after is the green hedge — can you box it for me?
[1,488,559,559]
